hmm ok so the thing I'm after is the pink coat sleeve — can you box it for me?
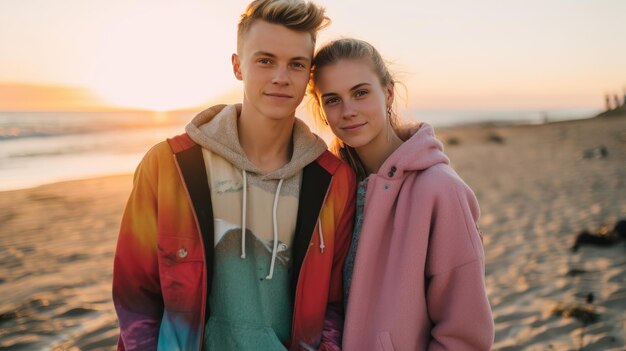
[425,180,494,350]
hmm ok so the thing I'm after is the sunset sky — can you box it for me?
[1,0,625,112]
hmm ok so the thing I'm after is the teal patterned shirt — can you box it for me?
[343,178,368,306]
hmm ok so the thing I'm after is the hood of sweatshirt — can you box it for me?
[378,122,449,179]
[185,104,328,282]
[185,104,327,180]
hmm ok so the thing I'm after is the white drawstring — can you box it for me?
[317,181,333,255]
[318,218,325,253]
[239,173,288,279]
[266,178,284,280]
[241,170,248,259]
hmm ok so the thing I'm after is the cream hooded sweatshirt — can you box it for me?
[185,104,327,350]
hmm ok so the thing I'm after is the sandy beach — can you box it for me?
[438,114,626,350]
[1,114,625,350]
[0,175,131,350]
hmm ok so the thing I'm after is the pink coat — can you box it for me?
[342,124,494,350]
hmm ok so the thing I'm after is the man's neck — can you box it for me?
[237,106,294,173]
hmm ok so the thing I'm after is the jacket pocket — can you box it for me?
[158,234,204,312]
[378,331,395,351]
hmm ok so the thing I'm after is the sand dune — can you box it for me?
[0,115,624,350]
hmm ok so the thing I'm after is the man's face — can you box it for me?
[233,20,314,121]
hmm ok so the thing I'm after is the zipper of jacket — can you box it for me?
[172,153,207,351]
[290,177,334,349]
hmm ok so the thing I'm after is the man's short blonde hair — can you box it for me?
[237,0,330,54]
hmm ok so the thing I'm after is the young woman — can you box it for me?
[309,38,494,350]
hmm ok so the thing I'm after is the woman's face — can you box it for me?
[314,58,393,150]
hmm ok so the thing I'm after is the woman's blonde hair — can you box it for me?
[309,38,400,180]
[237,0,330,54]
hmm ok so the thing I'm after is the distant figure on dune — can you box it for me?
[596,89,626,116]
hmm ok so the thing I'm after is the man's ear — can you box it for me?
[232,53,243,81]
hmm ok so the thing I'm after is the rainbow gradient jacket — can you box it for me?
[112,132,356,350]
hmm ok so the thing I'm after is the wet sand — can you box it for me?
[0,175,131,350]
[0,114,625,350]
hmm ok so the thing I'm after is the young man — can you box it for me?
[112,0,356,350]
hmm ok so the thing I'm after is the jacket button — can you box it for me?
[177,248,188,258]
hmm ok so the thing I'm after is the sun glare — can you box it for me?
[89,4,237,111]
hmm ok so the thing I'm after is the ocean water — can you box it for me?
[0,107,599,191]
[0,111,192,191]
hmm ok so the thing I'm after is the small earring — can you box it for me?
[386,106,392,117]
[323,118,329,126]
